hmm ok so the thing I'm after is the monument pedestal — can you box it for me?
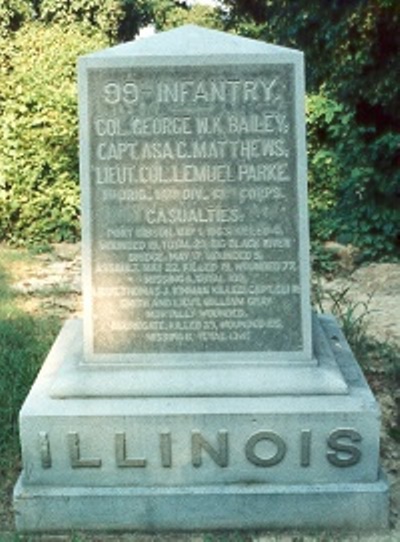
[14,314,388,532]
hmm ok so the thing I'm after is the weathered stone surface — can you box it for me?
[18,317,378,488]
[14,314,388,530]
[49,315,348,397]
[14,473,389,532]
[79,25,311,363]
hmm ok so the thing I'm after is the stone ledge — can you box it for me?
[49,314,348,398]
[14,470,389,532]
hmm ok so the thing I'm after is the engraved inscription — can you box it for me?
[191,430,229,468]
[39,431,52,469]
[67,432,102,468]
[300,429,312,467]
[87,65,302,355]
[115,432,147,468]
[160,432,173,468]
[245,431,286,467]
[326,428,362,467]
[42,428,363,471]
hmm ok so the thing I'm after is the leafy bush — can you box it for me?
[335,132,400,261]
[306,90,400,261]
[0,22,107,244]
[38,0,152,42]
[152,1,222,30]
[306,92,347,243]
[0,0,32,38]
[220,0,400,260]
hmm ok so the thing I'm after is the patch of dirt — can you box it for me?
[318,263,400,347]
[10,243,82,320]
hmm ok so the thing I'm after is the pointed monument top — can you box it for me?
[83,24,300,60]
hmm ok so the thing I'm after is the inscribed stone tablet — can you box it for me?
[79,34,311,363]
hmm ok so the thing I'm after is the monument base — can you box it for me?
[49,315,348,398]
[14,472,388,532]
[14,314,389,532]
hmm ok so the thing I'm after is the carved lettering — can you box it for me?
[39,427,364,471]
[191,430,229,468]
[300,429,312,467]
[245,431,286,467]
[67,432,102,469]
[88,65,303,355]
[160,432,172,468]
[115,432,147,468]
[326,429,362,467]
[39,431,51,469]
[155,78,277,104]
[103,81,139,104]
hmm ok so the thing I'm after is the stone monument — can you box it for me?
[14,25,388,532]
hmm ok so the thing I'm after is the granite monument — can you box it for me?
[14,25,388,532]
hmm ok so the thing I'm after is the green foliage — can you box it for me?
[306,93,346,243]
[151,1,222,31]
[38,0,152,42]
[0,0,32,38]
[221,0,400,260]
[0,22,107,244]
[306,90,400,261]
[0,0,153,43]
[310,242,340,277]
[0,260,59,473]
[314,282,372,358]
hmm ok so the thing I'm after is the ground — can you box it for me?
[0,243,399,541]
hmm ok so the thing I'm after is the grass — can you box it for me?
[312,275,400,380]
[313,282,372,354]
[0,267,59,461]
[0,249,61,531]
